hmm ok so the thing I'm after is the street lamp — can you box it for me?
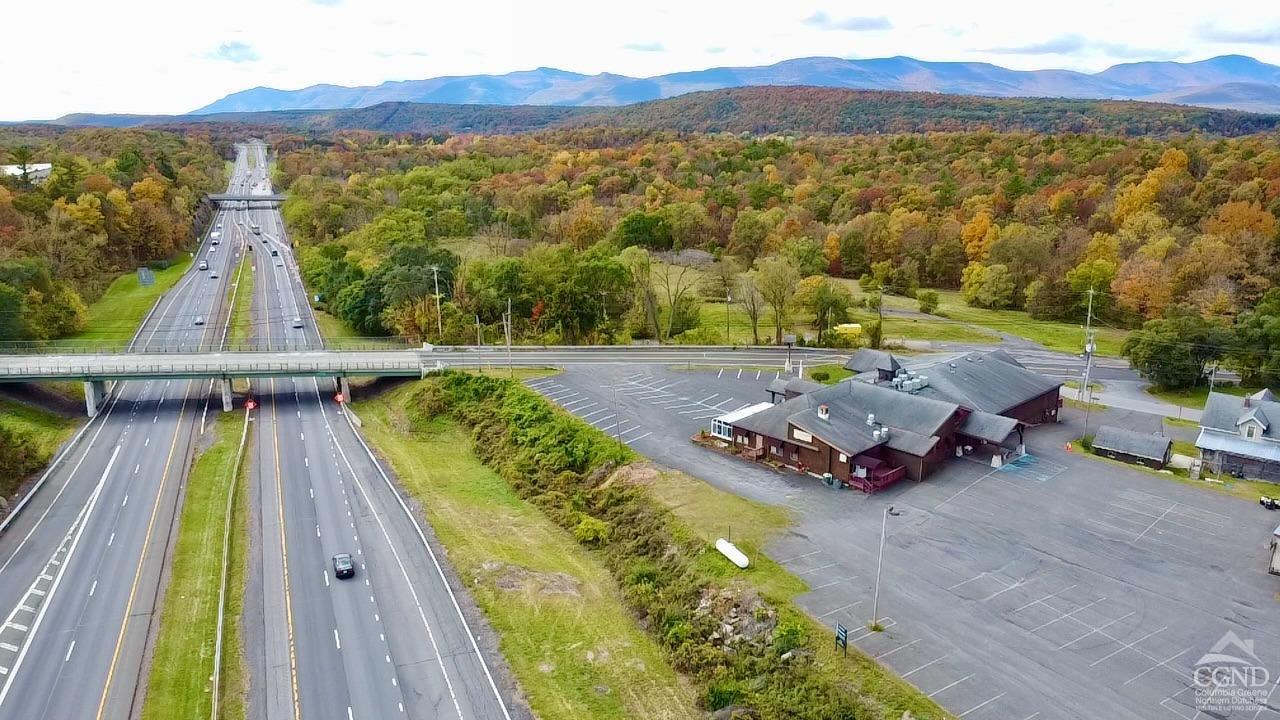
[429,265,444,338]
[869,505,901,631]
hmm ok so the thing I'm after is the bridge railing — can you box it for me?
[0,336,419,356]
[0,358,425,379]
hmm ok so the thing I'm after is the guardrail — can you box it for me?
[0,358,426,381]
[0,337,419,356]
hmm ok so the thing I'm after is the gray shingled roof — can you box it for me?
[1092,425,1171,462]
[1202,392,1280,441]
[1251,388,1278,403]
[766,377,823,396]
[901,351,1062,415]
[731,378,957,458]
[959,411,1019,444]
[844,349,902,374]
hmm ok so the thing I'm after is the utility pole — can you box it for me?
[430,265,443,338]
[504,297,513,378]
[869,505,900,631]
[475,314,483,346]
[1079,287,1097,439]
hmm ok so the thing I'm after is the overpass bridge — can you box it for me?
[0,345,842,416]
[206,193,287,205]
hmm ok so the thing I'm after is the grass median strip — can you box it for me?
[355,386,699,720]
[142,410,251,720]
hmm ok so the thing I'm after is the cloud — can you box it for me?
[1195,23,1280,45]
[209,41,259,63]
[706,46,726,54]
[623,42,664,52]
[989,34,1087,55]
[309,0,341,5]
[804,12,891,32]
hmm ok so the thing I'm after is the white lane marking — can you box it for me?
[88,581,96,597]
[626,432,652,443]
[0,644,15,653]
[901,655,948,677]
[304,457,309,468]
[0,445,120,709]
[107,533,115,546]
[323,571,329,587]
[959,693,1006,717]
[63,641,75,662]
[144,438,149,447]
[134,464,139,475]
[300,432,304,441]
[874,639,920,660]
[334,629,341,650]
[121,494,128,508]
[927,673,973,698]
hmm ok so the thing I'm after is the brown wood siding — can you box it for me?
[1003,389,1061,425]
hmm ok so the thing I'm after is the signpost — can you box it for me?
[245,399,257,411]
[835,622,848,656]
[137,267,155,287]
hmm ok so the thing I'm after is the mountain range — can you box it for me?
[192,54,1280,115]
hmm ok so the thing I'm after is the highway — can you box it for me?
[237,142,515,720]
[0,148,255,719]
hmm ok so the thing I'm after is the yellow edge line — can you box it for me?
[95,383,192,719]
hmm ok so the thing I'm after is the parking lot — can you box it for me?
[531,363,1280,719]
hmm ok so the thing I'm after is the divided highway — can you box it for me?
[0,149,254,719]
[236,142,515,720]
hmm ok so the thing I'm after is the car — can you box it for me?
[270,249,279,257]
[332,553,355,579]
[291,317,303,329]
[210,271,219,279]
[198,260,208,271]
[193,316,205,326]
[276,261,284,267]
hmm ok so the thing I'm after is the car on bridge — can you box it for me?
[333,553,355,579]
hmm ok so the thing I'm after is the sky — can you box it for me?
[5,0,1280,120]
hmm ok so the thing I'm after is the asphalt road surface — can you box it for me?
[0,150,254,719]
[235,141,518,720]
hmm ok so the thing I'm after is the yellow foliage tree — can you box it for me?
[961,211,998,261]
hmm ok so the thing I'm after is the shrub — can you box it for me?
[917,289,939,314]
[573,515,611,545]
[810,370,830,382]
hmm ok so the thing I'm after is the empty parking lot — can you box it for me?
[530,364,1280,719]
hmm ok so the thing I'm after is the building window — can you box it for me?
[789,451,798,461]
[1246,425,1258,439]
[838,453,847,463]
[770,445,780,456]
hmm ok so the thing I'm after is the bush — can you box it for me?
[573,515,611,545]
[917,289,939,314]
[810,370,830,382]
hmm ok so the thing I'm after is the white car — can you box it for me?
[210,271,219,279]
[291,317,303,329]
[194,316,205,326]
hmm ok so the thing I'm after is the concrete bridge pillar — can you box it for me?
[339,376,351,403]
[221,379,234,412]
[83,380,107,417]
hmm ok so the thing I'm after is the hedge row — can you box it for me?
[412,372,903,719]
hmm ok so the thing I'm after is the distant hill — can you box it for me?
[190,54,1280,115]
[50,87,1280,138]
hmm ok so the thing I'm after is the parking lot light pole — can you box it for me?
[870,505,901,631]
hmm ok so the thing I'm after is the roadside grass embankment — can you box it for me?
[354,384,699,720]
[59,258,193,348]
[370,372,950,720]
[0,398,78,501]
[141,410,251,720]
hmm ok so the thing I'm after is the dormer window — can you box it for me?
[1246,424,1258,439]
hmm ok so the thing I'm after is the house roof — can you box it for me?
[735,379,958,458]
[1092,426,1172,462]
[715,402,774,425]
[959,411,1020,445]
[893,351,1062,416]
[844,348,902,374]
[1201,392,1280,441]
[766,377,823,396]
[1196,428,1280,463]
[1250,388,1277,403]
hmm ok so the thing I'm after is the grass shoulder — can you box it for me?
[142,410,250,720]
[354,385,698,720]
[61,257,194,347]
[1145,383,1261,409]
[0,397,79,500]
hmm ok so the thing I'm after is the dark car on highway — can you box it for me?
[332,553,355,579]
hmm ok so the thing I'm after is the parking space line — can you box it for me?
[958,693,1006,717]
[1132,504,1176,543]
[619,426,648,439]
[818,601,861,618]
[626,432,652,443]
[874,639,920,660]
[849,619,895,642]
[1058,611,1136,649]
[561,398,594,410]
[902,655,947,678]
[1012,584,1077,613]
[1123,649,1188,686]
[927,674,973,698]
[1029,598,1104,632]
[1089,626,1167,667]
[697,394,719,404]
[811,576,858,590]
[779,549,821,563]
[580,408,610,420]
[589,415,616,428]
[797,563,835,575]
[947,572,988,591]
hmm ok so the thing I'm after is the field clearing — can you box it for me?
[59,258,193,347]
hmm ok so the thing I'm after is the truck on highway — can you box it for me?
[250,222,261,235]
[1271,525,1280,576]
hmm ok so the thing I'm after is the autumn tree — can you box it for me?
[755,255,800,344]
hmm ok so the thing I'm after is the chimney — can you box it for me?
[1245,397,1252,408]
[866,413,876,426]
[818,404,829,421]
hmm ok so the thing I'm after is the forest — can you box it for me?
[0,127,226,342]
[276,127,1280,389]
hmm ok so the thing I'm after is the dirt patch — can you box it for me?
[478,561,582,597]
[607,462,661,488]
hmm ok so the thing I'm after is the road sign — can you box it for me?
[835,622,848,655]
[245,399,257,411]
[334,392,344,404]
[137,267,155,287]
